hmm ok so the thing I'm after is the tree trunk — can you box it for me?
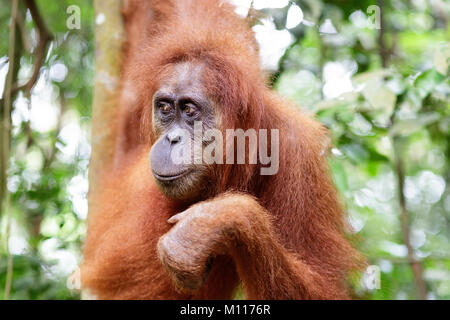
[89,0,125,196]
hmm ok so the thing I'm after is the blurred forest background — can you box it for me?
[0,0,449,300]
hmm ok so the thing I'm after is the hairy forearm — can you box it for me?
[158,193,348,299]
[220,194,345,299]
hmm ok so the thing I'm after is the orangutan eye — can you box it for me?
[182,103,198,117]
[158,102,173,115]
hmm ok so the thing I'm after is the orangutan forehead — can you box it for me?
[158,62,205,95]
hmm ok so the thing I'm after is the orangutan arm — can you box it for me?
[157,192,348,299]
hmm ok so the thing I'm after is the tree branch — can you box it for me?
[376,0,389,68]
[3,0,20,301]
[12,0,52,94]
[15,8,31,53]
[393,137,428,300]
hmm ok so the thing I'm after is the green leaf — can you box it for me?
[340,143,369,163]
[329,159,348,191]
[414,69,446,99]
[362,78,397,112]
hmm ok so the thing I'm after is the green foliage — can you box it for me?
[0,0,92,299]
[0,0,449,300]
[274,0,450,300]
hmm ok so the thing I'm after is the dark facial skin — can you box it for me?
[150,62,216,200]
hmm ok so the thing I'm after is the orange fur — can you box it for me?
[80,0,364,299]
